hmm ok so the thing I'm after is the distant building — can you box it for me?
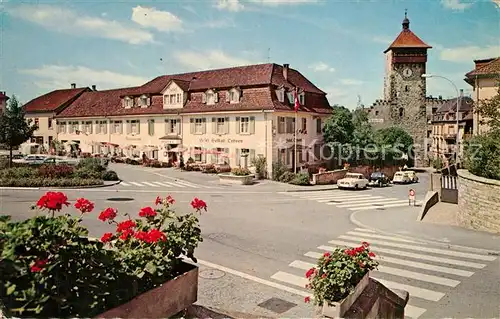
[430,96,474,163]
[464,57,500,135]
[365,12,444,167]
[0,91,9,113]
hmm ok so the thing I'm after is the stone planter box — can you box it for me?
[219,173,254,185]
[321,271,370,318]
[96,262,198,319]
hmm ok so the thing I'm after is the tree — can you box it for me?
[0,96,38,167]
[322,106,355,145]
[374,126,413,162]
[475,83,500,133]
[351,108,374,147]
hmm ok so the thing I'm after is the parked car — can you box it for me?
[392,171,412,184]
[12,154,50,164]
[405,170,419,183]
[338,173,369,190]
[368,172,390,187]
[40,156,80,165]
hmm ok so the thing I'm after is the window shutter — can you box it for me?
[202,93,207,103]
[103,122,107,135]
[214,92,219,103]
[250,149,256,164]
[147,97,151,106]
[89,122,93,134]
[226,91,231,102]
[126,120,131,134]
[225,117,229,134]
[235,148,241,166]
[202,118,207,134]
[95,121,100,134]
[176,120,181,134]
[250,116,255,134]
[137,121,141,134]
[119,122,123,134]
[278,117,283,133]
[212,117,217,133]
[235,117,241,134]
[190,118,194,134]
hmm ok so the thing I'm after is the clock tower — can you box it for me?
[383,11,432,166]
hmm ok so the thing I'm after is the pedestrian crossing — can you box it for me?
[269,228,497,319]
[119,180,214,189]
[279,190,420,211]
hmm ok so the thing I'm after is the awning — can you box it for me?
[101,142,119,147]
[169,146,187,152]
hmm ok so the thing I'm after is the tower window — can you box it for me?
[405,85,409,92]
[399,108,404,118]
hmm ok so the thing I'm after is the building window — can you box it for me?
[399,108,404,118]
[195,118,204,134]
[48,118,53,129]
[176,93,181,103]
[216,117,225,134]
[287,92,294,104]
[278,116,286,134]
[276,89,285,102]
[206,92,215,105]
[34,118,39,127]
[240,117,249,133]
[314,144,321,160]
[194,147,202,162]
[112,121,122,134]
[316,118,322,134]
[125,98,133,108]
[98,120,107,134]
[169,94,175,104]
[140,96,148,106]
[301,118,307,132]
[169,119,178,134]
[130,120,140,134]
[148,119,155,136]
[84,121,92,134]
[299,93,305,105]
[58,122,66,133]
[70,121,79,134]
[286,117,295,134]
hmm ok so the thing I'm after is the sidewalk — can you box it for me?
[350,205,500,252]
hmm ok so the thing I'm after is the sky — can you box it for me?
[1,0,499,108]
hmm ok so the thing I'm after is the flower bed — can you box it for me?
[0,192,206,317]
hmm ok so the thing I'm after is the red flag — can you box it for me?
[293,87,300,112]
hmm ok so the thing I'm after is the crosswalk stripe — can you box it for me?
[405,305,427,319]
[336,235,496,261]
[306,194,372,200]
[120,181,130,186]
[129,182,144,187]
[377,265,460,287]
[320,243,486,269]
[142,182,159,187]
[289,260,315,270]
[174,180,200,188]
[165,181,185,188]
[153,182,171,187]
[354,228,376,233]
[348,200,411,210]
[336,198,400,208]
[345,231,422,244]
[304,251,323,259]
[319,196,383,203]
[270,271,308,288]
[371,277,445,301]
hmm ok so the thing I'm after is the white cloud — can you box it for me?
[309,62,335,72]
[131,6,183,32]
[440,0,474,11]
[215,0,245,12]
[340,79,363,86]
[173,50,257,70]
[8,4,154,45]
[440,45,500,62]
[19,65,148,90]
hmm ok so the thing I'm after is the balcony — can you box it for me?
[444,134,456,140]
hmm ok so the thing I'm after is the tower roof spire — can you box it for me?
[402,9,410,30]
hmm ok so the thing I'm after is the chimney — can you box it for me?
[92,85,97,91]
[71,83,76,89]
[283,64,289,81]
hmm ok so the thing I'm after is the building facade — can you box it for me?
[25,63,332,174]
[0,91,9,113]
[365,13,439,167]
[430,97,474,163]
[464,57,500,135]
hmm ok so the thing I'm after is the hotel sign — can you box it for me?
[199,137,243,144]
[285,138,302,143]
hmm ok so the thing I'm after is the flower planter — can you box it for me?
[96,262,198,319]
[219,173,254,185]
[321,271,370,318]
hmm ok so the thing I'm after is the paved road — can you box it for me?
[1,167,499,318]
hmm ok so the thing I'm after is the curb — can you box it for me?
[284,186,337,192]
[349,210,500,255]
[184,304,272,319]
[41,180,121,190]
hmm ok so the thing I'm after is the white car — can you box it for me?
[392,171,411,184]
[338,173,369,190]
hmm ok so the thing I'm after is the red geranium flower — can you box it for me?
[100,232,113,243]
[166,195,175,204]
[36,192,69,211]
[191,197,207,211]
[139,206,157,218]
[98,208,117,222]
[134,231,149,241]
[30,259,48,273]
[369,252,376,258]
[304,296,311,303]
[323,252,331,258]
[74,198,94,214]
[119,228,134,240]
[155,196,162,205]
[305,267,316,279]
[362,241,370,247]
[146,229,167,243]
[116,220,136,233]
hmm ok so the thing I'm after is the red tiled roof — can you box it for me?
[0,91,9,101]
[435,96,474,114]
[23,87,89,113]
[384,30,431,53]
[465,57,500,78]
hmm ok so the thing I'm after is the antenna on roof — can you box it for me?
[357,95,363,108]
[267,48,271,62]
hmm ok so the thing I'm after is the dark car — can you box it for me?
[368,172,390,187]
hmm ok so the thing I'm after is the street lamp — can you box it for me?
[422,74,462,163]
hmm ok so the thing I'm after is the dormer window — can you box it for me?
[287,92,294,104]
[204,89,218,105]
[227,88,241,103]
[299,92,305,105]
[276,87,285,102]
[124,97,133,108]
[140,95,148,107]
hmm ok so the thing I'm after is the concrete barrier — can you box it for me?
[219,174,254,185]
[417,191,439,221]
[311,169,347,185]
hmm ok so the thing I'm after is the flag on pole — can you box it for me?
[293,87,300,112]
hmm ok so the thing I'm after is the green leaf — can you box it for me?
[145,261,157,274]
[6,284,16,295]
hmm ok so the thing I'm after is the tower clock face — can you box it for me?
[402,68,413,78]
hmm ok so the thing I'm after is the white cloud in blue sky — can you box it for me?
[2,0,498,108]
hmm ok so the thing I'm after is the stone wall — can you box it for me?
[457,169,500,234]
[312,169,347,185]
[349,166,400,179]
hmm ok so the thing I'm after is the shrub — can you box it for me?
[0,192,205,317]
[102,170,119,181]
[304,242,378,306]
[77,157,107,172]
[215,164,231,173]
[38,164,74,179]
[252,156,267,179]
[186,157,195,165]
[272,161,288,181]
[231,167,251,176]
[279,171,296,183]
[202,164,217,174]
[432,157,444,170]
[464,132,500,180]
[0,178,103,187]
[289,172,310,185]
[74,167,102,179]
[0,166,37,179]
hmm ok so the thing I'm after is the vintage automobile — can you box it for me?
[368,172,390,187]
[392,171,412,184]
[338,173,369,190]
[405,170,419,183]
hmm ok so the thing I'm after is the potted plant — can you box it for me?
[304,242,378,318]
[0,191,206,318]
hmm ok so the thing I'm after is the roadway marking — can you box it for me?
[129,182,144,187]
[153,182,172,187]
[120,181,131,186]
[142,182,159,187]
